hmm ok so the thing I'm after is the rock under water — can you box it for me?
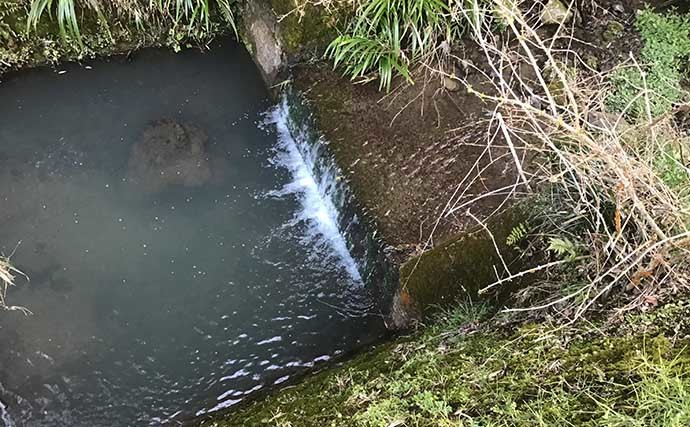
[127,120,212,192]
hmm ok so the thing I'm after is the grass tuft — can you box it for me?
[325,0,486,90]
[0,254,31,315]
[25,0,238,48]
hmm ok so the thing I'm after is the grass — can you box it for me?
[25,0,237,48]
[596,345,690,426]
[0,254,30,315]
[325,0,485,90]
[404,1,690,322]
[323,1,690,322]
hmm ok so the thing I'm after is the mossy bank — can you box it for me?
[206,300,690,426]
[0,0,239,73]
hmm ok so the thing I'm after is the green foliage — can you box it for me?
[217,298,690,427]
[505,222,528,247]
[597,346,690,426]
[354,397,406,426]
[608,8,690,119]
[326,0,473,90]
[655,142,690,195]
[412,391,452,419]
[547,236,578,261]
[431,300,490,331]
[27,0,83,46]
[25,0,238,47]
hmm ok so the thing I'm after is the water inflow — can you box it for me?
[0,39,385,426]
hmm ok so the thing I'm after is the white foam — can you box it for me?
[267,101,363,283]
[0,399,14,427]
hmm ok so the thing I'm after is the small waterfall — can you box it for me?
[0,400,14,427]
[267,91,397,305]
[268,100,363,283]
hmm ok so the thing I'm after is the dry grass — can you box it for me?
[432,0,690,321]
[0,253,31,315]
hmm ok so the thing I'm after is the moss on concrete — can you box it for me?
[290,62,515,250]
[398,205,529,319]
[268,0,347,56]
[205,300,690,426]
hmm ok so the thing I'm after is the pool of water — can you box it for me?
[0,39,386,426]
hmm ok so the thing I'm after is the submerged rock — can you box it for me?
[127,120,212,192]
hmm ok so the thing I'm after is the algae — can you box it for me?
[398,205,529,318]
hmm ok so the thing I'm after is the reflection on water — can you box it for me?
[0,39,385,427]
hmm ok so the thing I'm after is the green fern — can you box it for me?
[506,222,528,247]
[548,237,578,261]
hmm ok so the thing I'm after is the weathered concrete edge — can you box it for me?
[392,205,530,328]
[239,0,344,86]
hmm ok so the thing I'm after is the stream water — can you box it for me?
[0,38,385,426]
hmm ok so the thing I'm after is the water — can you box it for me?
[0,39,386,426]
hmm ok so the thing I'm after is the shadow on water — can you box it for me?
[0,38,387,427]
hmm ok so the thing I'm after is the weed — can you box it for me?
[0,254,30,315]
[354,397,407,426]
[595,345,690,426]
[431,300,490,331]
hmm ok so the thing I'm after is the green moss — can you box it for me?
[206,300,690,426]
[399,205,529,317]
[603,20,625,42]
[269,0,346,55]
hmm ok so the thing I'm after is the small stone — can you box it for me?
[442,75,461,92]
[539,0,573,25]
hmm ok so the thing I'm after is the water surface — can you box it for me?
[0,39,385,426]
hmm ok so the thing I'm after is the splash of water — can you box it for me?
[267,101,363,283]
[0,399,14,427]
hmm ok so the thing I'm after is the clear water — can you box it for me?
[0,39,385,426]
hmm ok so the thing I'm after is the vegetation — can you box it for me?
[3,0,690,424]
[0,255,30,315]
[325,0,483,90]
[25,0,238,46]
[322,1,690,325]
[608,8,690,119]
[213,3,690,423]
[0,0,238,71]
[213,301,690,426]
